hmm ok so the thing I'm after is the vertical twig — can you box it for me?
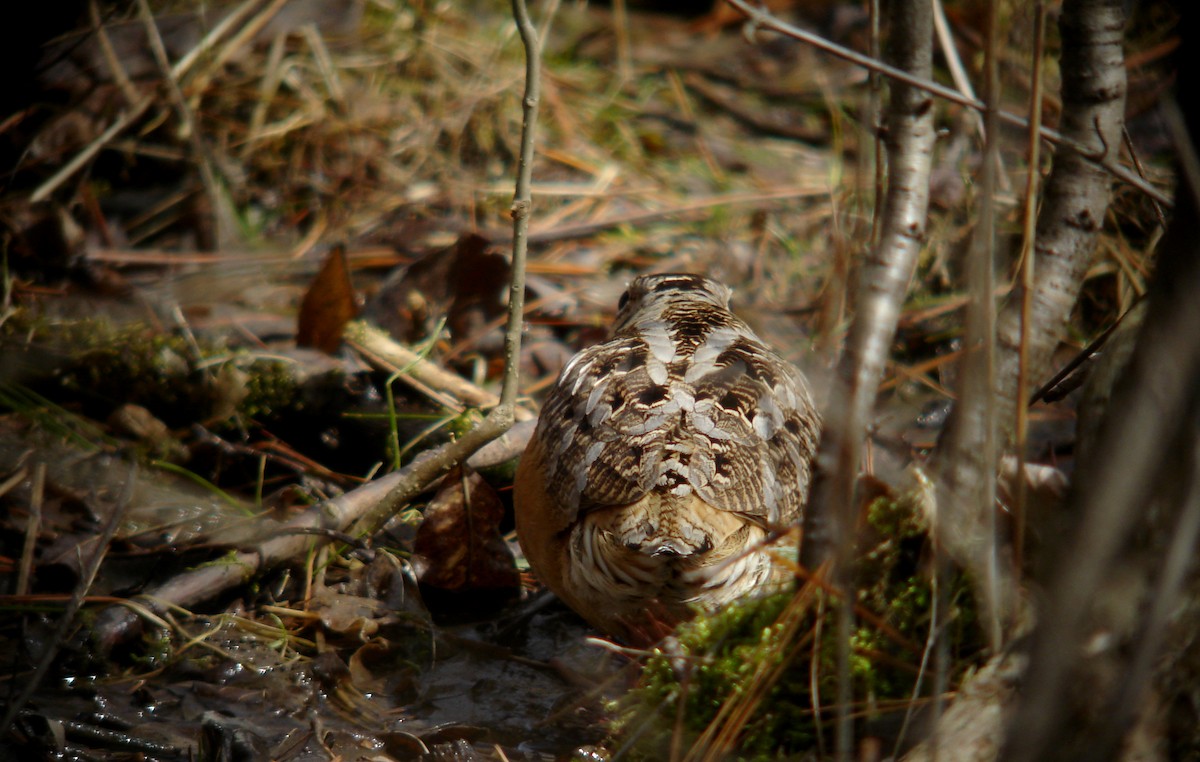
[794,0,937,756]
[348,0,541,533]
[16,464,45,597]
[947,0,1003,651]
[504,0,539,412]
[868,0,883,248]
[612,0,632,84]
[1013,1,1048,581]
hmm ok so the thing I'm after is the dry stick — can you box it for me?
[92,467,411,652]
[1026,299,1140,405]
[346,321,496,413]
[0,465,136,736]
[941,0,1003,656]
[798,0,937,757]
[89,0,140,108]
[721,0,1170,207]
[91,419,536,650]
[29,103,154,204]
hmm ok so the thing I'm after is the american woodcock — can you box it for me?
[514,273,820,642]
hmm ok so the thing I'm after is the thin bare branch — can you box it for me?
[335,0,542,534]
[721,0,1169,207]
[502,0,540,412]
[937,0,1006,649]
[800,1,937,757]
[1013,1,1049,578]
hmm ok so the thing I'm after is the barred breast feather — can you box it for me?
[535,273,819,528]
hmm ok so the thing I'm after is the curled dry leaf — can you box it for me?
[297,244,358,354]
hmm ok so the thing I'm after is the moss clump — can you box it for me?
[1,312,334,431]
[612,489,984,760]
[615,591,816,760]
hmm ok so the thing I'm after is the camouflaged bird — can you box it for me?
[514,273,820,642]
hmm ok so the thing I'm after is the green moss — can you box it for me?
[612,490,984,760]
[1,313,328,431]
[240,357,303,419]
[615,591,817,760]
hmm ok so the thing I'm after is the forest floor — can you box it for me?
[0,0,1178,759]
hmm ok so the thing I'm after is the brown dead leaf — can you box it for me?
[297,244,357,353]
[413,466,519,594]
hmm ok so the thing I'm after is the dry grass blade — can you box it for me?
[88,0,139,107]
[15,464,43,597]
[1012,0,1049,579]
[30,0,286,203]
[134,0,239,248]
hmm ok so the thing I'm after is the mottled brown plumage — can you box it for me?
[514,273,820,642]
